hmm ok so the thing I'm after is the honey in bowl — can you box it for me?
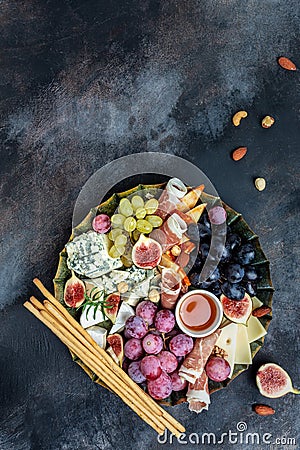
[176,289,223,337]
[180,292,217,331]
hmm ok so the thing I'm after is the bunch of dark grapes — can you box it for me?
[188,212,260,301]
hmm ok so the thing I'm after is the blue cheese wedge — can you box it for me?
[66,231,122,277]
[84,270,130,295]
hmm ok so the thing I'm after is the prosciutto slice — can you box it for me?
[156,178,187,219]
[187,371,210,413]
[179,330,221,384]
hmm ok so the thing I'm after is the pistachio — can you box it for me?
[255,178,266,191]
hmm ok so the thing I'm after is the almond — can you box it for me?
[278,56,297,71]
[253,306,272,317]
[253,404,275,416]
[232,147,247,161]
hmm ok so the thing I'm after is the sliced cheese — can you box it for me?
[109,303,134,334]
[215,323,238,378]
[247,315,267,343]
[252,296,263,310]
[235,324,252,365]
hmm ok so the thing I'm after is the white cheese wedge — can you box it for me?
[235,324,252,365]
[86,326,107,348]
[80,305,106,329]
[247,315,267,343]
[215,323,238,378]
[252,296,263,310]
[109,303,135,334]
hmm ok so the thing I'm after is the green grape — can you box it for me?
[124,216,136,232]
[135,207,147,219]
[115,243,126,255]
[119,198,133,217]
[132,230,141,241]
[115,234,127,247]
[121,254,133,267]
[111,214,125,227]
[131,195,144,211]
[146,215,163,228]
[145,198,159,214]
[108,228,123,241]
[136,219,153,234]
[109,245,121,258]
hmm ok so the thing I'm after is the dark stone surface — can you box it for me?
[0,1,299,449]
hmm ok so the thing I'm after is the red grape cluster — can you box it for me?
[123,301,191,399]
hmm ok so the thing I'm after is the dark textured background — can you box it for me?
[1,1,300,449]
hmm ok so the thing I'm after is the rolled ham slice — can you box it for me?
[156,178,187,219]
[160,268,182,309]
[187,371,210,413]
[179,330,221,384]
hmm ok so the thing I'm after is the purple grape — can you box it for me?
[169,334,194,357]
[205,356,231,382]
[170,371,188,391]
[136,300,157,325]
[226,233,241,251]
[244,265,258,281]
[154,310,175,333]
[244,280,257,296]
[157,351,178,373]
[125,315,148,339]
[236,243,255,265]
[225,263,244,283]
[140,355,162,380]
[142,333,163,355]
[208,206,227,225]
[124,338,143,360]
[128,361,146,384]
[147,371,172,400]
[123,329,132,339]
[221,281,245,300]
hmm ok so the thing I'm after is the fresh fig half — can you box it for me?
[64,271,85,308]
[256,363,300,398]
[107,333,124,365]
[221,293,252,325]
[104,293,121,323]
[132,234,162,269]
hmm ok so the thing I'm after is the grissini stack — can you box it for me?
[24,278,185,437]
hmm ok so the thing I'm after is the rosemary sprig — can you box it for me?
[76,287,113,320]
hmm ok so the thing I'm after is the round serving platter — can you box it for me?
[54,182,273,406]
